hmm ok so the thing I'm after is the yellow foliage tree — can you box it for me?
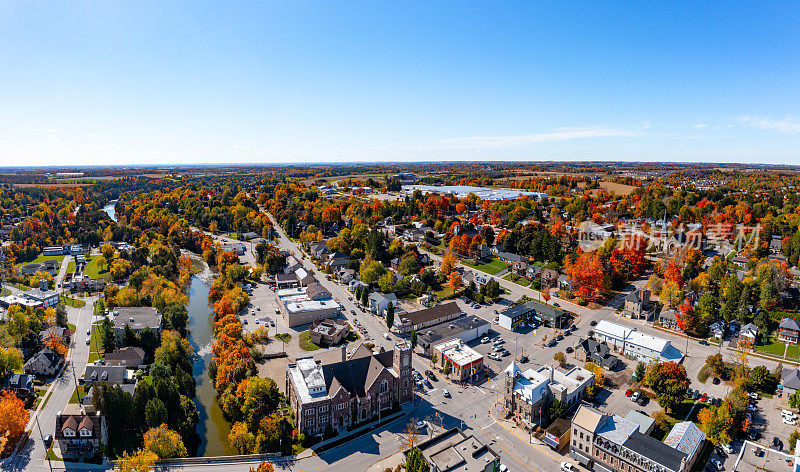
[114,449,158,472]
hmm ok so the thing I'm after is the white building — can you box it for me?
[432,339,484,381]
[593,320,684,363]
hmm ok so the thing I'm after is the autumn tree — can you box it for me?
[644,361,689,413]
[697,405,734,445]
[553,351,566,366]
[249,462,275,472]
[143,424,188,458]
[440,253,457,275]
[0,391,29,452]
[114,449,157,472]
[448,272,462,292]
[542,286,551,304]
[0,348,23,378]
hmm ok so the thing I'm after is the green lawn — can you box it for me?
[298,331,321,351]
[465,258,509,275]
[83,255,106,279]
[15,254,65,270]
[275,333,292,343]
[46,446,63,462]
[88,324,104,363]
[754,335,789,357]
[60,294,85,308]
[69,384,88,403]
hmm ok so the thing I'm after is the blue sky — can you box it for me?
[1,1,799,166]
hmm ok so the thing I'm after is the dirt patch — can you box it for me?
[599,181,636,195]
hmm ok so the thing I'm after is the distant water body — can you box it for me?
[102,200,117,222]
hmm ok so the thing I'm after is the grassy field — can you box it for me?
[298,331,321,351]
[15,254,65,269]
[754,335,789,357]
[275,333,292,343]
[61,294,85,308]
[465,258,509,275]
[83,255,106,279]
[88,324,104,363]
[69,384,88,403]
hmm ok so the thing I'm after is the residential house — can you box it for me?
[103,347,146,368]
[308,319,350,346]
[573,338,619,370]
[55,407,108,461]
[39,326,71,345]
[778,318,800,345]
[286,342,412,436]
[496,251,525,263]
[623,289,653,320]
[770,235,784,254]
[81,360,135,385]
[658,308,679,331]
[738,323,758,345]
[3,373,35,399]
[368,292,398,317]
[24,347,63,376]
[708,320,727,339]
[541,269,560,287]
[497,301,570,331]
[512,260,528,277]
[526,265,542,280]
[111,307,163,343]
[782,368,800,396]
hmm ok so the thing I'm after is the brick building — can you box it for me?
[286,341,413,436]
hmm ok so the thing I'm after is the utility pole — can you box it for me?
[36,416,53,472]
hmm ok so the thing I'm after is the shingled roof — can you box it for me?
[320,350,395,400]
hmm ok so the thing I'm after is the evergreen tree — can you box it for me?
[386,302,395,329]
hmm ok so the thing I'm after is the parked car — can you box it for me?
[547,339,557,347]
[625,388,634,397]
[565,346,574,353]
[560,463,576,472]
[712,459,723,471]
[556,334,564,341]
[630,391,640,402]
[589,320,597,326]
[501,350,510,357]
[519,356,529,363]
[424,380,433,389]
[481,337,490,343]
[712,377,720,385]
[442,389,450,398]
[699,393,708,402]
[414,421,427,431]
[552,302,560,307]
[43,434,53,448]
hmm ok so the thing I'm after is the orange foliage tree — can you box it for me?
[0,391,29,452]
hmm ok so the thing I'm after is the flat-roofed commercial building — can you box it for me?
[432,339,484,381]
[407,427,500,472]
[396,302,461,334]
[416,315,490,356]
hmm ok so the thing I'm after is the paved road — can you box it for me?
[3,296,98,472]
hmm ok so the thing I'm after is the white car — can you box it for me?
[414,420,427,431]
[712,459,724,470]
[721,443,734,454]
[442,389,450,398]
[384,333,391,340]
[561,463,576,472]
[480,337,490,343]
[630,392,640,402]
[86,328,91,336]
[783,417,796,426]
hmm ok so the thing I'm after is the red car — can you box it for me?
[699,393,708,402]
[625,388,633,397]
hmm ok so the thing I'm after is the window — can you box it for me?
[579,432,583,439]
[380,380,388,394]
[319,405,328,413]
[307,407,315,415]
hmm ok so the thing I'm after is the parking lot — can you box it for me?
[733,440,795,472]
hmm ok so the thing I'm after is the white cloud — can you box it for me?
[692,124,708,130]
[428,126,636,151]
[738,115,800,134]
